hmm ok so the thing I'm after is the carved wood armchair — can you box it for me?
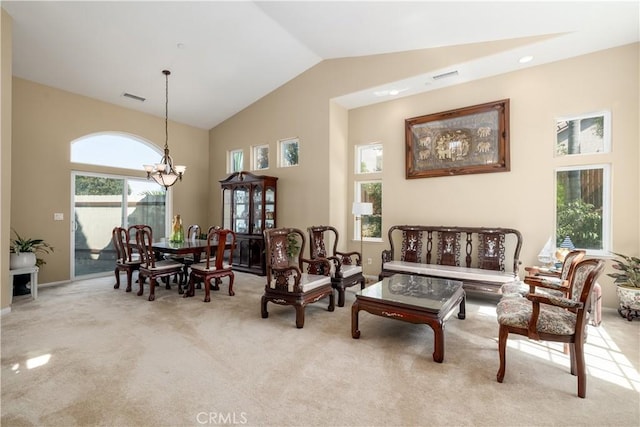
[307,225,365,307]
[262,228,335,328]
[496,258,605,398]
[185,228,236,302]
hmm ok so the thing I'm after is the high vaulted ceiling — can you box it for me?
[3,1,639,130]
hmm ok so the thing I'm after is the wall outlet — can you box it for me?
[54,213,64,221]
[367,257,372,265]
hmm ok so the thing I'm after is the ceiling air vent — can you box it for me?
[123,92,146,102]
[432,70,459,80]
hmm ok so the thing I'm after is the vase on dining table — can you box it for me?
[170,214,184,243]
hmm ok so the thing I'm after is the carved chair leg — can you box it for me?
[114,268,121,289]
[148,278,156,301]
[295,304,305,329]
[261,296,269,319]
[337,288,346,308]
[228,273,235,296]
[125,270,133,292]
[203,276,211,303]
[137,276,145,296]
[497,325,508,383]
[328,292,335,312]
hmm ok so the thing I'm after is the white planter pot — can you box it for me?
[10,252,37,270]
[616,285,640,321]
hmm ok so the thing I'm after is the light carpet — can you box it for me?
[1,272,639,427]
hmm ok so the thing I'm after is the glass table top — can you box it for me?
[357,274,463,312]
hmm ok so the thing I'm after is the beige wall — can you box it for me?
[209,43,639,309]
[9,78,210,290]
[1,10,12,311]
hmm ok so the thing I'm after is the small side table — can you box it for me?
[9,266,39,304]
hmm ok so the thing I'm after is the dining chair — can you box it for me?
[262,227,335,328]
[112,226,141,292]
[496,258,605,398]
[135,226,184,301]
[185,228,236,302]
[307,225,365,307]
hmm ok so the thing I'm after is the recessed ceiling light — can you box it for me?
[519,55,533,64]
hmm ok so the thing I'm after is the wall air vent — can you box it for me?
[432,70,459,80]
[123,92,146,102]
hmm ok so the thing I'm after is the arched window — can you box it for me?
[71,132,160,170]
[69,132,169,279]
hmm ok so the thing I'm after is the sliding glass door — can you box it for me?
[72,172,168,278]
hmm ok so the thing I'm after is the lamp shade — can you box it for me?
[352,202,373,216]
[559,236,576,250]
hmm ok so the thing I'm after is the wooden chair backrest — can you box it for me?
[112,227,128,262]
[203,228,236,270]
[307,225,338,259]
[135,227,156,268]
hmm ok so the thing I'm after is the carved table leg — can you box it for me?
[431,322,445,363]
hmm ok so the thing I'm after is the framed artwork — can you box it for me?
[405,99,510,179]
[555,111,610,157]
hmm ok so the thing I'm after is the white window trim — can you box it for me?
[278,137,299,168]
[554,110,611,157]
[252,144,270,171]
[228,149,244,173]
[355,142,383,174]
[554,163,611,256]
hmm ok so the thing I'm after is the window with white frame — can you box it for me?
[555,164,610,255]
[355,181,382,240]
[252,144,269,171]
[356,143,383,173]
[555,111,611,157]
[228,149,244,173]
[278,137,299,167]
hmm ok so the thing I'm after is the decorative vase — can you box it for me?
[616,285,640,321]
[10,252,37,270]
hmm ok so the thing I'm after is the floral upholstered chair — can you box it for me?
[262,227,335,328]
[496,258,605,398]
[307,225,365,307]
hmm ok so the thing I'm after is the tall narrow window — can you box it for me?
[356,143,383,173]
[355,181,382,240]
[228,149,244,173]
[279,137,299,167]
[555,111,611,157]
[555,165,610,254]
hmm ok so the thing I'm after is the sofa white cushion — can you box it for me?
[270,273,331,293]
[384,261,518,284]
[337,264,362,279]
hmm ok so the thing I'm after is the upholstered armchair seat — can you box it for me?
[269,272,332,293]
[497,296,578,335]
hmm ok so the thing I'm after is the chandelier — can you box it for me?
[143,69,186,189]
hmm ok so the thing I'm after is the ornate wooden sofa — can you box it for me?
[379,225,523,297]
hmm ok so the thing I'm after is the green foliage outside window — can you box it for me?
[76,176,130,195]
[361,182,382,239]
[556,200,602,250]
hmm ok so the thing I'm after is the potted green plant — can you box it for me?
[607,252,640,321]
[10,229,54,269]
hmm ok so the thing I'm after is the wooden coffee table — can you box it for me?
[351,274,465,363]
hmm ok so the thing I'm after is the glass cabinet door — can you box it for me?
[253,185,263,234]
[233,187,249,233]
[222,188,231,229]
[265,187,276,230]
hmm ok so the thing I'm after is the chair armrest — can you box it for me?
[523,276,569,293]
[526,292,583,310]
[300,256,331,276]
[336,250,361,267]
[381,249,392,264]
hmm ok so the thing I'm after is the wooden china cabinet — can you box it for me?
[220,171,278,275]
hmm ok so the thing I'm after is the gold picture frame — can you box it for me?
[405,99,510,179]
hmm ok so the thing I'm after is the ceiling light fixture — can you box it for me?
[519,55,534,64]
[143,70,186,189]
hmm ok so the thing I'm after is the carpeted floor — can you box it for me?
[1,272,639,427]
